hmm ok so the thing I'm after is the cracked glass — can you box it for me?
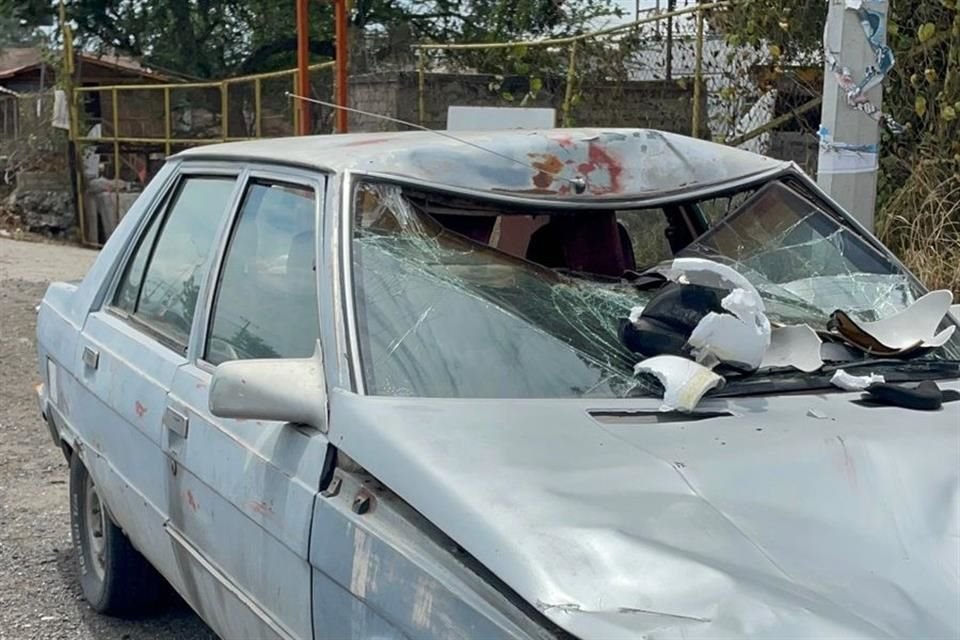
[351,180,959,399]
[351,182,659,398]
[680,181,960,359]
[683,183,915,322]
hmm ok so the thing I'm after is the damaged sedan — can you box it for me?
[35,129,960,639]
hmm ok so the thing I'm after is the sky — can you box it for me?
[616,0,664,20]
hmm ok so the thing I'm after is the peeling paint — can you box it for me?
[528,153,565,190]
[835,436,858,489]
[411,577,435,630]
[246,500,273,517]
[350,527,373,599]
[185,489,199,512]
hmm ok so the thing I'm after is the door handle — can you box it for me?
[82,346,99,370]
[163,406,189,438]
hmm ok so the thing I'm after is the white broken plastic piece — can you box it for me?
[654,257,756,294]
[628,305,645,324]
[830,369,885,392]
[848,290,956,351]
[634,355,724,412]
[688,288,772,371]
[761,325,824,372]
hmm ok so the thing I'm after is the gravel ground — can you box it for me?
[0,238,215,640]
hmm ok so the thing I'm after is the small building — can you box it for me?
[0,47,185,140]
[0,49,186,242]
[0,47,181,93]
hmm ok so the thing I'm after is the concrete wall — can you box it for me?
[347,71,705,136]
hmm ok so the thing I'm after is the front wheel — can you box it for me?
[69,450,165,615]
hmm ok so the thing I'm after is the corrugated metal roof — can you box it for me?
[0,47,178,82]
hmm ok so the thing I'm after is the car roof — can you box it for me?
[176,128,790,201]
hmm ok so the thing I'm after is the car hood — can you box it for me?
[329,384,960,639]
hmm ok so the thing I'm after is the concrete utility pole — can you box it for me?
[817,0,888,232]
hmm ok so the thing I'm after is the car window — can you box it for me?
[114,208,162,313]
[696,187,759,225]
[113,176,236,350]
[615,209,673,271]
[205,180,319,366]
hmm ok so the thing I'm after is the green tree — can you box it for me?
[714,0,960,292]
[1,0,621,78]
[0,12,44,48]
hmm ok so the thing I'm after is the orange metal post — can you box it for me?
[334,0,349,133]
[296,0,311,135]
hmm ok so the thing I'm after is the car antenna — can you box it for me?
[285,92,588,194]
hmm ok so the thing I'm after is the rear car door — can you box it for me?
[162,169,329,640]
[75,168,240,592]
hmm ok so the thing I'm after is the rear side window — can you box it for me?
[113,176,236,350]
[205,180,319,365]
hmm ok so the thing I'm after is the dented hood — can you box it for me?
[329,385,960,639]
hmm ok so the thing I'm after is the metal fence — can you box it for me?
[68,62,335,244]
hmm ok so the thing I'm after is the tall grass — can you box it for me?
[878,161,960,296]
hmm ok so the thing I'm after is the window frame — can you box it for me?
[104,163,245,355]
[194,166,326,373]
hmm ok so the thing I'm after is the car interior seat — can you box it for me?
[525,212,636,276]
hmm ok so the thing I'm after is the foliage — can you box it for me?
[718,0,960,293]
[878,160,960,293]
[1,0,621,78]
[0,93,67,186]
[0,12,44,48]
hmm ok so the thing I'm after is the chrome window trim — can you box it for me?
[325,173,350,392]
[340,170,365,395]
[346,165,791,211]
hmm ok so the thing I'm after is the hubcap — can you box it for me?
[84,476,107,581]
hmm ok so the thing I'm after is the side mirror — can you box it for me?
[208,347,326,430]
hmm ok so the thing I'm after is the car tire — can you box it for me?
[69,450,166,615]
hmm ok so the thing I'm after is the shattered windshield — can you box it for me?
[350,180,959,399]
[683,183,918,326]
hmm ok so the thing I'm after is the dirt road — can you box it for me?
[0,238,215,639]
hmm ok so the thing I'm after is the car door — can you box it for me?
[162,169,330,640]
[75,168,240,588]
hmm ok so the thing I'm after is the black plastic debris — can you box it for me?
[620,283,726,359]
[855,380,960,411]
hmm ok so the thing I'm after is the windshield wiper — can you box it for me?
[822,358,960,375]
[713,359,960,397]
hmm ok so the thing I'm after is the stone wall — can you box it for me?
[7,170,74,233]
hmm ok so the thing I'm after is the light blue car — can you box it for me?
[36,129,960,639]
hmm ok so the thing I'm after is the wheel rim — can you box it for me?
[84,476,107,581]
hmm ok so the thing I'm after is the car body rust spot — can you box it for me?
[247,500,274,517]
[529,153,565,190]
